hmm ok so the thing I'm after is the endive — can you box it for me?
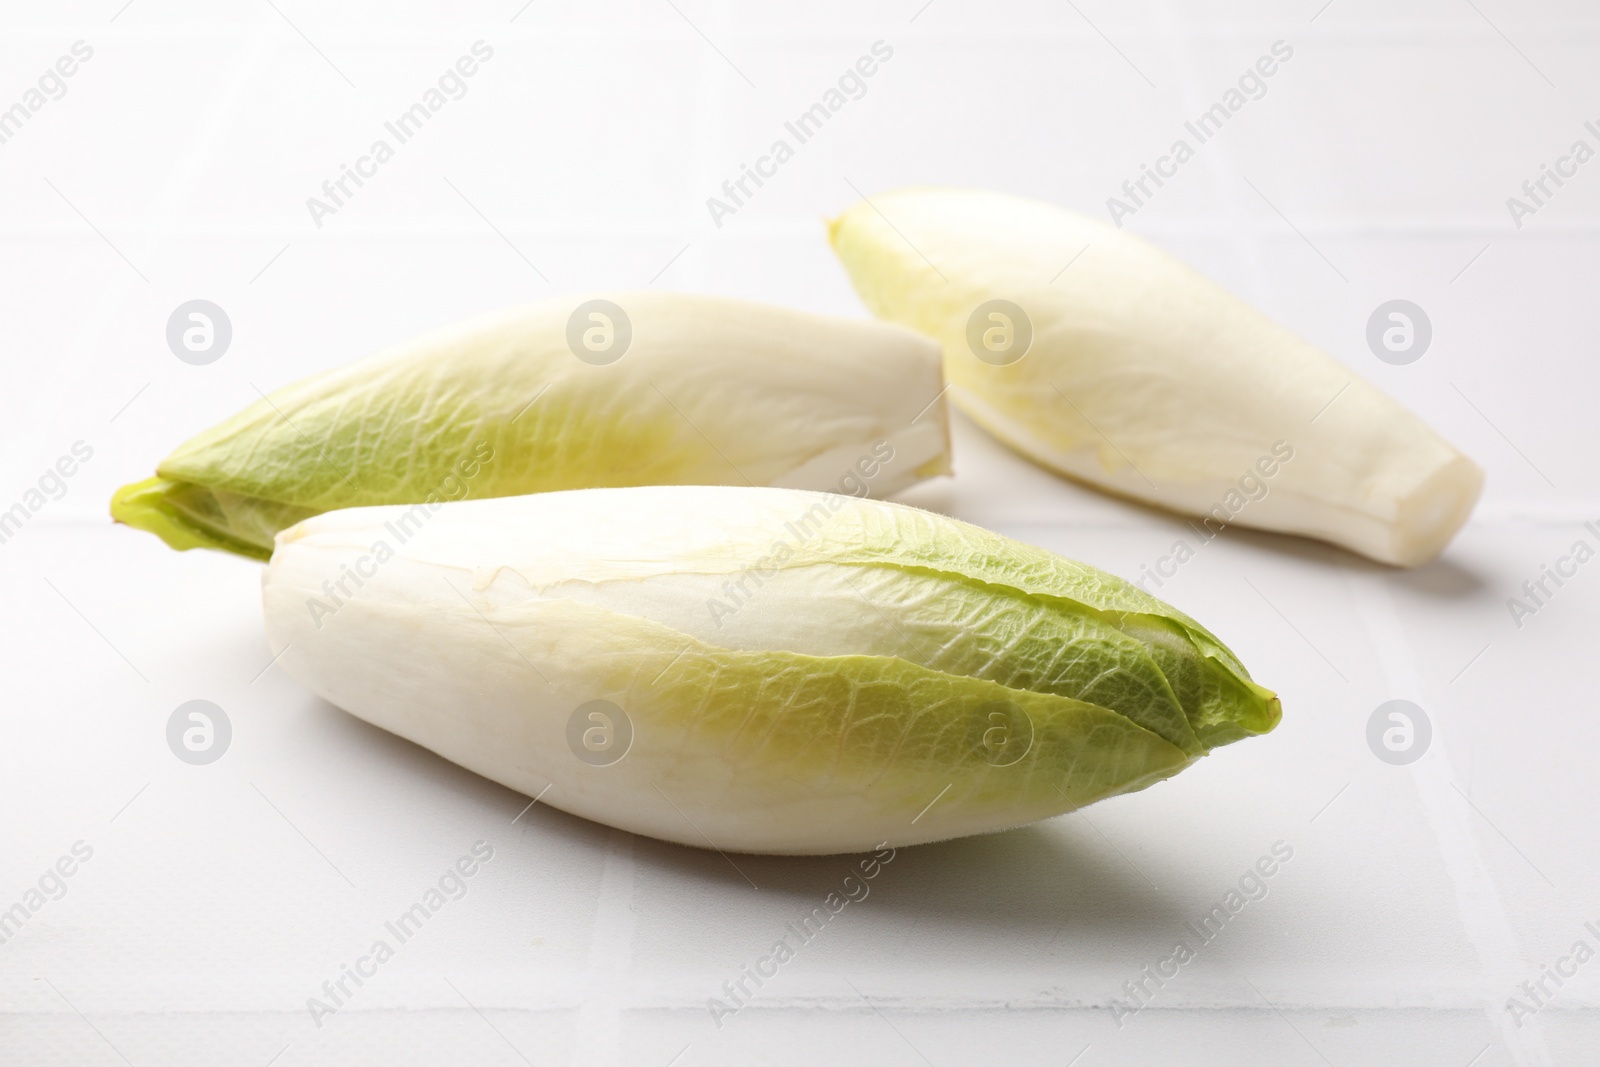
[828,187,1484,567]
[263,486,1279,855]
[112,292,950,560]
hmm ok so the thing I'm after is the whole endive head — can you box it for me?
[828,186,1484,567]
[263,486,1280,854]
[113,291,951,560]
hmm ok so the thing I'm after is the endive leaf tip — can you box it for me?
[1190,686,1280,753]
[110,476,181,540]
[110,475,272,561]
[1251,690,1283,737]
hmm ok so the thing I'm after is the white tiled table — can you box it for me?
[3,3,1598,1064]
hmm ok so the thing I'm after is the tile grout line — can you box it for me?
[557,23,748,1056]
[0,16,279,488]
[675,0,735,292]
[561,14,737,1055]
[1348,573,1552,1067]
[1147,0,1277,311]
[570,827,640,1067]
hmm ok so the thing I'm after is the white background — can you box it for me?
[2,1,1598,1064]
